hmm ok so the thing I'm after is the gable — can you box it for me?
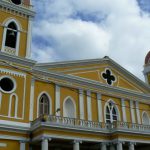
[36,57,150,94]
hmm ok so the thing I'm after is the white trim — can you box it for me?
[101,68,117,86]
[142,111,150,125]
[121,98,127,122]
[33,134,108,143]
[0,68,26,77]
[104,99,121,123]
[29,78,35,121]
[0,143,7,147]
[0,135,28,141]
[0,120,30,128]
[55,85,60,116]
[97,93,103,122]
[87,91,92,121]
[135,101,141,124]
[26,17,33,58]
[1,18,21,56]
[0,75,16,94]
[130,100,136,123]
[79,89,84,120]
[20,141,26,150]
[37,91,52,118]
[63,96,76,118]
[8,93,18,118]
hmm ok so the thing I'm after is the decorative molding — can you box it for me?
[97,93,103,122]
[63,96,76,118]
[121,98,127,122]
[87,91,92,121]
[55,85,60,116]
[130,100,136,123]
[37,91,52,118]
[26,17,33,58]
[0,143,7,147]
[135,101,141,124]
[29,78,35,121]
[0,0,35,18]
[79,89,84,120]
[0,68,26,77]
[8,93,18,118]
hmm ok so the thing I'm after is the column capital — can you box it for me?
[79,89,83,94]
[128,142,136,145]
[73,140,82,144]
[41,137,52,141]
[100,142,109,147]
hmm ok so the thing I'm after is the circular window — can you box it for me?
[11,0,22,5]
[0,77,16,93]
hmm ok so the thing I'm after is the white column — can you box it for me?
[117,142,122,150]
[97,93,103,122]
[135,101,141,124]
[26,17,33,58]
[101,143,107,150]
[130,100,136,123]
[129,143,135,150]
[110,145,115,150]
[29,78,35,121]
[20,141,25,150]
[42,138,48,150]
[55,85,60,116]
[121,98,127,122]
[79,89,84,120]
[87,91,92,121]
[73,141,80,150]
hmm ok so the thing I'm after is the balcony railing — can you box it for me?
[31,115,150,134]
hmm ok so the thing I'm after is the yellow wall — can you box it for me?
[0,10,29,58]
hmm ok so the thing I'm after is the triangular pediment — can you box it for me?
[36,57,150,93]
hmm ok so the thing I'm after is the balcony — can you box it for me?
[31,115,150,135]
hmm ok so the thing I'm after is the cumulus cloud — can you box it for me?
[32,0,150,80]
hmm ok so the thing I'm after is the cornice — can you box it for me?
[36,57,150,92]
[0,51,36,67]
[0,0,35,18]
[32,67,150,102]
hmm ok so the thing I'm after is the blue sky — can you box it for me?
[32,0,150,80]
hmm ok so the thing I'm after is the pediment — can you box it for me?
[36,57,150,93]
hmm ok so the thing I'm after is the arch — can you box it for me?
[8,93,18,118]
[63,96,76,118]
[104,99,120,123]
[37,92,52,117]
[2,18,21,55]
[142,111,149,125]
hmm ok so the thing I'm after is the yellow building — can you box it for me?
[0,0,150,150]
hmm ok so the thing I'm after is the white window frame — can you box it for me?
[142,111,150,125]
[2,18,21,56]
[104,99,120,123]
[63,96,76,118]
[37,92,52,118]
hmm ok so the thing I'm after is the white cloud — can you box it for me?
[32,0,150,80]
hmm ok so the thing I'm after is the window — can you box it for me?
[39,94,49,116]
[105,101,118,123]
[64,97,75,118]
[0,76,16,93]
[142,112,149,125]
[5,22,18,49]
[11,0,22,5]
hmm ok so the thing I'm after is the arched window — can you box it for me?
[5,22,18,49]
[105,101,118,123]
[8,94,18,118]
[142,112,149,125]
[39,94,49,116]
[63,97,76,118]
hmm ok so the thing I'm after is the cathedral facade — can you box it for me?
[0,0,150,150]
